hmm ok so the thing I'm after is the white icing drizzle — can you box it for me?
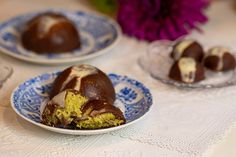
[51,90,67,107]
[37,16,66,38]
[60,65,98,91]
[207,47,229,71]
[178,57,196,83]
[173,40,194,60]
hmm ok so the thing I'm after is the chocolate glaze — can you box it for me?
[81,100,125,122]
[21,13,80,53]
[169,58,205,83]
[204,51,236,72]
[41,103,60,126]
[171,41,204,62]
[50,65,116,105]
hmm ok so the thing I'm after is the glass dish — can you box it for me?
[0,62,13,88]
[139,40,236,89]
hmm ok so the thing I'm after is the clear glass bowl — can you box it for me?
[0,62,13,88]
[139,40,236,89]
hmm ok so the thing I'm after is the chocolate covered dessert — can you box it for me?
[49,64,115,104]
[203,46,236,72]
[171,39,204,62]
[21,13,81,54]
[41,64,125,129]
[169,57,205,83]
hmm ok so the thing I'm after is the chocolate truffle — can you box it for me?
[169,57,205,83]
[21,13,81,53]
[41,64,126,129]
[203,47,236,72]
[41,89,125,129]
[171,39,204,62]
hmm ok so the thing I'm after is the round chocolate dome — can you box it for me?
[171,39,204,62]
[50,64,116,104]
[21,13,81,54]
[203,46,236,72]
[41,64,125,129]
[169,57,205,83]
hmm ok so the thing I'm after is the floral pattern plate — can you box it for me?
[11,72,152,135]
[0,9,121,65]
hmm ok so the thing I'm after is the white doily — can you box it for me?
[1,1,236,157]
[110,85,236,157]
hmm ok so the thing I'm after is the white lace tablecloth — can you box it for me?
[1,1,236,157]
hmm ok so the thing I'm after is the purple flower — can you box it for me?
[117,0,209,41]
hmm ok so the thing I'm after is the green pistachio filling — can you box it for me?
[54,91,88,125]
[43,109,59,126]
[43,91,124,129]
[76,113,124,129]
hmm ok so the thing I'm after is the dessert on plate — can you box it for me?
[203,46,236,72]
[41,64,126,129]
[169,57,205,83]
[148,39,236,87]
[21,13,81,54]
[170,39,204,62]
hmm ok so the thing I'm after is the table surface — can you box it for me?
[1,0,236,157]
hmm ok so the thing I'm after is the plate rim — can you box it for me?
[10,72,153,135]
[0,10,122,65]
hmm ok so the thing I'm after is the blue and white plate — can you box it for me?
[11,72,152,135]
[0,9,121,64]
